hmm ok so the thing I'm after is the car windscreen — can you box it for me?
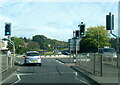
[27,53,39,56]
[103,49,116,53]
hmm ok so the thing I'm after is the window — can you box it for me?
[27,53,39,56]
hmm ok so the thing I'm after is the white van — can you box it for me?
[98,48,117,58]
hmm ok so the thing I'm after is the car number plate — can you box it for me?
[31,61,36,63]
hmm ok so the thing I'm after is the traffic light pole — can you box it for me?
[8,36,16,65]
[106,12,119,67]
[110,26,119,53]
[75,39,81,55]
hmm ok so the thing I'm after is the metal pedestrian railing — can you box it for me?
[74,53,118,76]
[0,51,15,73]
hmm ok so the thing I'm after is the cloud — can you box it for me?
[0,14,16,38]
[0,1,118,41]
[11,25,72,41]
[1,0,119,2]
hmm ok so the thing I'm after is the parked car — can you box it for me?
[62,52,70,55]
[24,51,42,66]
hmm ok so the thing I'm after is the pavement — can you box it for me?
[56,58,119,85]
[2,66,18,84]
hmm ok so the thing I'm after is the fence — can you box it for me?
[75,53,118,76]
[0,51,2,84]
[0,50,15,81]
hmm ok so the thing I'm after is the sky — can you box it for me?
[0,0,119,42]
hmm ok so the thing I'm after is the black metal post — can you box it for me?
[100,54,103,76]
[94,54,96,74]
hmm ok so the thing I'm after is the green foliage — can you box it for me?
[32,35,67,51]
[7,35,67,54]
[80,26,111,53]
[27,41,40,50]
[32,35,47,50]
[8,37,25,53]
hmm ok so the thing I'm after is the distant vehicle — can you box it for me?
[98,48,117,58]
[24,51,42,66]
[62,52,70,55]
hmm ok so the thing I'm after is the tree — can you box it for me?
[80,26,110,53]
[32,35,68,51]
[32,35,47,49]
[27,41,40,51]
[7,37,25,54]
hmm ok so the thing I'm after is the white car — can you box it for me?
[98,48,117,59]
[24,51,42,66]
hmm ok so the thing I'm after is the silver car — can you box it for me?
[24,51,42,66]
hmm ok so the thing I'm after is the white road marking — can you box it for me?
[74,72,78,76]
[15,73,32,76]
[11,75,21,85]
[74,72,92,84]
[2,72,15,84]
[75,77,88,84]
[56,60,64,64]
[55,60,91,84]
[11,73,32,85]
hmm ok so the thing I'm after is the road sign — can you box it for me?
[68,39,80,52]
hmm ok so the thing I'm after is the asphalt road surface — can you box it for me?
[2,57,98,85]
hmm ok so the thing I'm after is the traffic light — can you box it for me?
[5,23,11,36]
[75,30,79,39]
[80,24,85,35]
[106,12,114,30]
[112,14,114,30]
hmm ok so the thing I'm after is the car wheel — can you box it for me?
[24,60,26,65]
[39,63,41,66]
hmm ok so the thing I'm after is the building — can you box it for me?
[0,39,8,50]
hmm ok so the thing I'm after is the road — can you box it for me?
[2,57,98,84]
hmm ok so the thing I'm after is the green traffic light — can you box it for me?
[6,32,10,34]
[81,32,84,35]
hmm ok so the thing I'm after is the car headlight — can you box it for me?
[114,54,117,58]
